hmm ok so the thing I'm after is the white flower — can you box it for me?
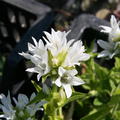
[43,29,90,67]
[63,40,90,67]
[43,29,70,57]
[13,93,46,116]
[97,40,117,58]
[26,93,46,116]
[20,29,90,83]
[55,67,85,98]
[0,92,46,120]
[19,37,50,80]
[98,15,120,59]
[100,15,120,42]
[0,92,15,120]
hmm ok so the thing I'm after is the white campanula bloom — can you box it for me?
[19,29,90,97]
[43,29,70,57]
[43,29,90,97]
[63,40,90,67]
[0,92,46,120]
[19,37,50,80]
[100,15,120,42]
[97,40,116,58]
[43,29,90,67]
[55,67,85,98]
[98,15,120,59]
[0,93,15,120]
[20,29,90,81]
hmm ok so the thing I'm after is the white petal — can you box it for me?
[37,74,42,81]
[38,39,44,48]
[26,67,39,73]
[55,78,62,87]
[28,42,35,51]
[111,15,119,29]
[43,36,50,45]
[78,53,90,61]
[71,77,85,86]
[0,114,5,118]
[109,52,116,59]
[44,31,52,42]
[67,39,75,47]
[19,52,31,59]
[68,69,78,76]
[63,84,72,98]
[58,67,66,76]
[0,94,4,99]
[17,94,29,108]
[100,26,111,33]
[32,37,38,46]
[13,97,18,105]
[97,40,112,50]
[97,50,111,58]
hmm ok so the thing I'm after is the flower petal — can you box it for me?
[55,78,62,87]
[111,15,119,30]
[19,52,31,59]
[71,77,85,86]
[32,37,38,46]
[97,50,111,58]
[97,40,113,50]
[58,67,66,76]
[63,84,72,98]
[100,26,111,33]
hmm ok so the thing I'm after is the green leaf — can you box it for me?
[114,57,120,69]
[93,98,103,106]
[31,80,42,92]
[59,92,88,108]
[108,95,120,105]
[81,105,111,120]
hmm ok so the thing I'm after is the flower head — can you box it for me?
[0,92,15,120]
[20,29,90,81]
[100,15,120,42]
[63,40,90,67]
[98,15,120,59]
[43,29,90,68]
[55,67,84,98]
[19,29,90,97]
[19,37,50,80]
[0,92,46,120]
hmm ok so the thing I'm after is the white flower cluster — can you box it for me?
[20,29,90,98]
[98,15,120,59]
[0,92,46,120]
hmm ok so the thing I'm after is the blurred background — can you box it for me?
[0,0,120,96]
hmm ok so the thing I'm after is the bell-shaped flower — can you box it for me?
[55,67,85,98]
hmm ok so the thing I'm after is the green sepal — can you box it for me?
[31,80,42,92]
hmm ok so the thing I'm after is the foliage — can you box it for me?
[77,56,120,120]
